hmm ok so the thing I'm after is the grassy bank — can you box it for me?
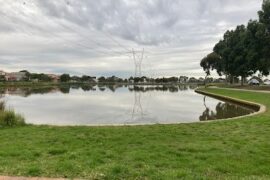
[0,88,270,179]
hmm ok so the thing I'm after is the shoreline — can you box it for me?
[195,88,266,123]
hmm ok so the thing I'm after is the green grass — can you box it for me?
[213,83,270,91]
[0,110,25,127]
[0,88,270,179]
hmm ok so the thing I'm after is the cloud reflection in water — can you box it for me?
[2,85,254,125]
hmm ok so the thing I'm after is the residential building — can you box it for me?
[264,79,270,85]
[248,79,260,85]
[0,70,6,76]
[5,72,26,81]
[188,77,198,83]
[47,74,60,82]
[248,76,262,85]
[214,78,226,83]
[71,76,81,83]
[179,76,188,84]
[198,77,205,83]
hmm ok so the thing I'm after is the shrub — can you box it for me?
[0,110,25,127]
[0,101,5,110]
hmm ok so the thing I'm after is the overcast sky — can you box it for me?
[0,0,263,78]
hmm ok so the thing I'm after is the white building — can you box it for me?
[248,79,260,85]
[264,79,270,85]
[179,76,188,84]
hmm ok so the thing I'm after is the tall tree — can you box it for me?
[229,25,253,85]
[60,74,71,82]
[200,0,270,83]
[200,52,223,87]
[258,0,270,76]
[213,30,234,81]
[213,26,254,85]
[200,52,222,83]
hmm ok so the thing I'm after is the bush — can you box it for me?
[0,110,25,127]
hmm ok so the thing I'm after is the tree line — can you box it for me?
[200,0,270,85]
[1,70,207,84]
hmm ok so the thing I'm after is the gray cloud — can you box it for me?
[0,0,263,77]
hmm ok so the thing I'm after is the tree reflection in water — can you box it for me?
[0,84,195,96]
[200,96,254,121]
[1,85,256,125]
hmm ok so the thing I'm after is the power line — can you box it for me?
[58,22,132,57]
[101,31,132,52]
[63,0,134,56]
[3,1,159,78]
[1,5,131,58]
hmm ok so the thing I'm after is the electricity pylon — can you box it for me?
[132,48,144,77]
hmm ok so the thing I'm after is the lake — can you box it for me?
[1,85,255,126]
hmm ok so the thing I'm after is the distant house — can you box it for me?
[264,79,270,85]
[248,76,262,85]
[32,79,39,82]
[179,76,188,84]
[47,74,60,82]
[141,76,148,83]
[70,76,81,83]
[198,77,205,83]
[214,78,225,83]
[0,70,6,76]
[0,70,6,81]
[248,79,260,85]
[5,72,26,81]
[188,77,198,83]
[205,77,214,83]
[108,76,121,82]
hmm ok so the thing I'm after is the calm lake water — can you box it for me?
[1,85,255,126]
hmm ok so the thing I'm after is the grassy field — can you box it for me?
[0,88,270,179]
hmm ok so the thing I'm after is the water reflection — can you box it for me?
[0,85,197,97]
[1,85,255,125]
[200,96,254,121]
[131,92,144,122]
